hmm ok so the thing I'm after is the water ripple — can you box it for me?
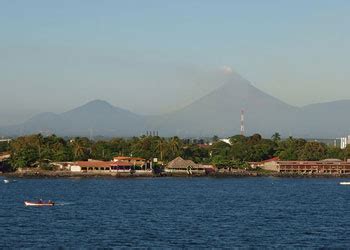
[1,177,350,248]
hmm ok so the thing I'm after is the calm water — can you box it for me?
[1,177,350,248]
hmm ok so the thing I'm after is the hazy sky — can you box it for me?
[1,0,350,125]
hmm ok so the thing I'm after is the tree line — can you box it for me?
[1,133,350,171]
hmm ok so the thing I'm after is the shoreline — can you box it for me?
[2,170,350,179]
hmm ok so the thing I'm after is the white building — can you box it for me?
[340,135,350,149]
[219,138,232,145]
[70,165,82,172]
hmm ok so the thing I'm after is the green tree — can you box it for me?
[71,137,91,160]
[342,145,350,160]
[326,146,344,160]
[210,141,232,164]
[181,144,210,163]
[212,135,219,143]
[169,136,181,157]
[299,141,327,161]
[9,135,41,168]
[271,132,281,143]
[92,141,113,161]
[0,141,10,153]
[276,137,306,160]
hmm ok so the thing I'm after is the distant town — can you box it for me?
[2,132,350,177]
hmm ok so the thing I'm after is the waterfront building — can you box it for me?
[165,157,214,175]
[251,157,350,174]
[113,156,146,166]
[69,160,143,173]
[249,157,280,169]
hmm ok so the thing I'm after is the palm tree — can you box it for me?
[169,137,181,157]
[271,132,281,142]
[156,138,166,161]
[71,138,86,160]
[33,134,44,167]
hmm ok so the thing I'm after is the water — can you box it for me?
[1,177,350,248]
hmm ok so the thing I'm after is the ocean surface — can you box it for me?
[1,177,350,248]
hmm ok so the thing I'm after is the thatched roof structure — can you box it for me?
[167,157,198,170]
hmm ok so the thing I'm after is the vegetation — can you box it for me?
[0,141,10,152]
[1,133,349,172]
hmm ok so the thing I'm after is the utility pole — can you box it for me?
[240,109,245,136]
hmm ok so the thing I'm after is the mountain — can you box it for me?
[1,100,145,137]
[1,75,350,138]
[147,74,299,137]
[297,100,350,138]
[58,100,145,136]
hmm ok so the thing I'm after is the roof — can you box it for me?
[261,157,280,163]
[277,160,350,166]
[113,156,145,161]
[74,161,112,168]
[73,161,134,168]
[249,157,280,166]
[110,161,134,167]
[167,157,198,169]
[321,159,342,162]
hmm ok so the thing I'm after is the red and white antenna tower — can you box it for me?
[240,109,245,136]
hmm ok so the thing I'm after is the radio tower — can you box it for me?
[240,109,245,136]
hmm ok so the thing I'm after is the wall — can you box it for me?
[261,161,279,172]
[70,165,82,172]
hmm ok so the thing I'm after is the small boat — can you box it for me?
[24,200,55,207]
[340,182,350,185]
[3,179,9,184]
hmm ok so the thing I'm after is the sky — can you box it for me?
[0,0,350,125]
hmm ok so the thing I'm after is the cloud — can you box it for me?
[221,65,233,75]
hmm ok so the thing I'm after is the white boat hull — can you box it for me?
[340,182,350,185]
[24,201,55,206]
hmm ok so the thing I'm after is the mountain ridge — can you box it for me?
[1,75,350,138]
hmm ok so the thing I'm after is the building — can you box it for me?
[252,157,350,174]
[249,157,280,170]
[219,139,232,145]
[113,156,146,166]
[340,135,350,149]
[332,135,350,149]
[113,156,155,171]
[51,162,73,171]
[165,157,214,175]
[69,160,136,173]
[69,161,114,172]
